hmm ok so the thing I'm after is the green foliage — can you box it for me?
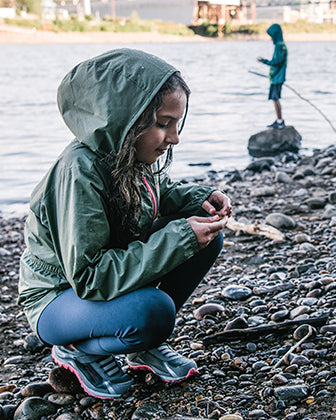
[16,0,41,15]
[191,21,218,37]
[223,17,232,35]
[282,20,336,33]
[53,15,89,31]
[232,20,336,35]
[5,14,336,37]
[4,17,43,28]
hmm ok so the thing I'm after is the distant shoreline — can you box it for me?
[1,24,336,44]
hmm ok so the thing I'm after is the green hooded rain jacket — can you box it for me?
[261,23,288,85]
[18,49,215,337]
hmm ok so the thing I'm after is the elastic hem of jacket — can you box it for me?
[23,249,64,277]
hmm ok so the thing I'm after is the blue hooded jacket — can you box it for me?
[261,24,287,85]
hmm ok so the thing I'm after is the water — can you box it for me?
[1,41,336,217]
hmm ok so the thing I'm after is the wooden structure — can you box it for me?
[193,0,256,34]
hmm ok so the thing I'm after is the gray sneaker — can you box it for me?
[127,342,198,382]
[267,120,285,129]
[52,345,133,399]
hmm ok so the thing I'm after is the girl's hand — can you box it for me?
[202,191,232,219]
[187,215,226,250]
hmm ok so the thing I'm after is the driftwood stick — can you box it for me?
[273,325,314,369]
[226,218,285,241]
[203,313,329,346]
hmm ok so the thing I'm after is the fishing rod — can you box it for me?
[248,69,336,135]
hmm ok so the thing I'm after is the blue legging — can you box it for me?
[37,217,223,356]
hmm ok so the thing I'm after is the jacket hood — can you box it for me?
[267,24,284,44]
[57,48,178,156]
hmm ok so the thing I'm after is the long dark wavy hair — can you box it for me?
[104,72,191,248]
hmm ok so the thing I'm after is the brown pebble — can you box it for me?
[229,357,247,371]
[193,303,224,320]
[48,366,82,394]
[0,384,16,394]
[293,325,317,341]
[21,381,54,398]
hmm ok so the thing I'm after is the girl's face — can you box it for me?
[135,87,187,165]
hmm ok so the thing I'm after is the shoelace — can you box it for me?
[97,355,123,377]
[156,343,181,360]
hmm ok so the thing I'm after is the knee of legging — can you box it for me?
[136,288,176,347]
[208,231,223,258]
[215,231,224,251]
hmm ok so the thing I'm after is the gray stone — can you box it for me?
[48,393,75,405]
[275,171,292,183]
[246,157,275,172]
[193,303,225,320]
[290,306,310,319]
[274,385,309,402]
[271,309,289,322]
[265,212,296,229]
[251,186,276,197]
[247,126,302,157]
[55,414,83,420]
[323,205,336,219]
[299,242,317,253]
[305,197,327,209]
[14,397,57,420]
[131,402,165,419]
[222,285,252,300]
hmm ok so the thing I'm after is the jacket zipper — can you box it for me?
[142,173,158,224]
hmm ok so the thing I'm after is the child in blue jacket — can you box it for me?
[258,23,288,129]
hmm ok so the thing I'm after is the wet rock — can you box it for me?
[290,355,310,366]
[293,325,317,341]
[23,333,44,352]
[247,126,302,157]
[131,402,165,419]
[21,382,54,398]
[55,414,83,420]
[274,385,309,402]
[193,303,225,320]
[222,285,252,300]
[14,397,57,420]
[248,409,267,418]
[290,306,310,319]
[246,157,275,172]
[0,392,14,404]
[1,404,16,420]
[48,367,82,394]
[225,317,248,330]
[48,393,75,405]
[271,309,289,322]
[0,385,16,394]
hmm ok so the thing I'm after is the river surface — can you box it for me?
[1,41,335,216]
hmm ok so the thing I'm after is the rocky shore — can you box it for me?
[1,144,336,420]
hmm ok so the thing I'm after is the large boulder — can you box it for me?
[248,126,302,157]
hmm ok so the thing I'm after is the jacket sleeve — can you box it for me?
[44,161,199,301]
[158,172,216,216]
[262,43,286,67]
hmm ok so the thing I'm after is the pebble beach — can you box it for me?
[1,143,336,419]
